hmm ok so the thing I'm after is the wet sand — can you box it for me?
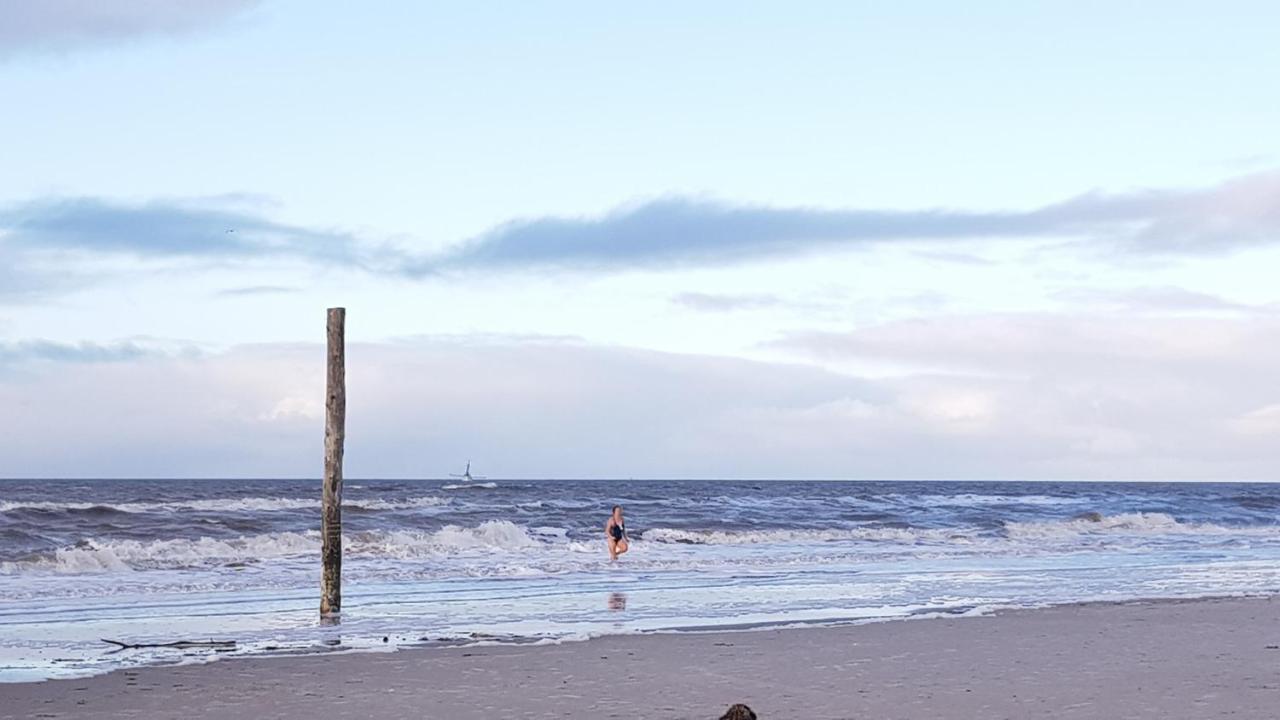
[3,596,1277,719]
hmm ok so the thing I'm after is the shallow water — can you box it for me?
[2,479,1278,681]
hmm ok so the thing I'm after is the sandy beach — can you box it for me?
[3,595,1276,720]
[7,1,1279,716]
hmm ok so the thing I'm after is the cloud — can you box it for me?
[0,338,882,478]
[0,196,377,299]
[770,312,1280,477]
[910,250,999,266]
[774,313,1280,376]
[1,329,1278,480]
[214,285,301,298]
[0,339,155,366]
[1052,286,1259,313]
[2,196,358,261]
[3,171,1278,301]
[419,171,1280,271]
[671,292,781,312]
[0,0,260,60]
[0,245,71,301]
[1230,403,1280,437]
[412,196,1040,273]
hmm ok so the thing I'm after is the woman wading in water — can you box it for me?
[606,505,628,560]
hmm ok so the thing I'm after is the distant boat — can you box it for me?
[448,461,487,483]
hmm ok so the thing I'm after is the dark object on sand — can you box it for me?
[719,704,757,720]
[101,639,236,651]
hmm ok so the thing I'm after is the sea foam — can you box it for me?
[0,521,555,575]
[0,496,448,514]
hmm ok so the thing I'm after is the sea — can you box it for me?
[2,478,1279,682]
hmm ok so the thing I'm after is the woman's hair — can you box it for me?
[612,505,622,513]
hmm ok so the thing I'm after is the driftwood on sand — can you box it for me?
[101,639,236,651]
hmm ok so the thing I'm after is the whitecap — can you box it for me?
[640,525,965,545]
[1002,511,1271,540]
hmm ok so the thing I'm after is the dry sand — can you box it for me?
[3,596,1278,719]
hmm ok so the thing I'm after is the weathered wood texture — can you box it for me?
[320,307,346,617]
[101,639,236,650]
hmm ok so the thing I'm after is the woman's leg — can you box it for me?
[616,539,629,555]
[608,537,619,560]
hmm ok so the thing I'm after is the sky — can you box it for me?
[1,0,1279,480]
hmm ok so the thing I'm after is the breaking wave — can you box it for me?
[0,521,559,575]
[643,513,1280,548]
[346,497,450,511]
[0,532,319,574]
[901,493,1084,507]
[0,496,448,514]
[7,509,1278,578]
[1002,511,1276,539]
[641,526,966,545]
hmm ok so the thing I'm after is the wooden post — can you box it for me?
[320,307,346,618]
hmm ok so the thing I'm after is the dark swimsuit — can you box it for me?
[610,523,625,541]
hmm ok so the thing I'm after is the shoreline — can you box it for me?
[4,593,1278,718]
[6,591,1271,686]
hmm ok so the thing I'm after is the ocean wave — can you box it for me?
[0,496,447,514]
[350,522,544,558]
[890,493,1083,507]
[7,508,1277,578]
[640,525,966,545]
[0,501,128,513]
[0,521,560,575]
[0,532,320,574]
[346,497,450,511]
[443,482,498,490]
[643,514,1280,547]
[1002,512,1277,539]
[0,498,316,513]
